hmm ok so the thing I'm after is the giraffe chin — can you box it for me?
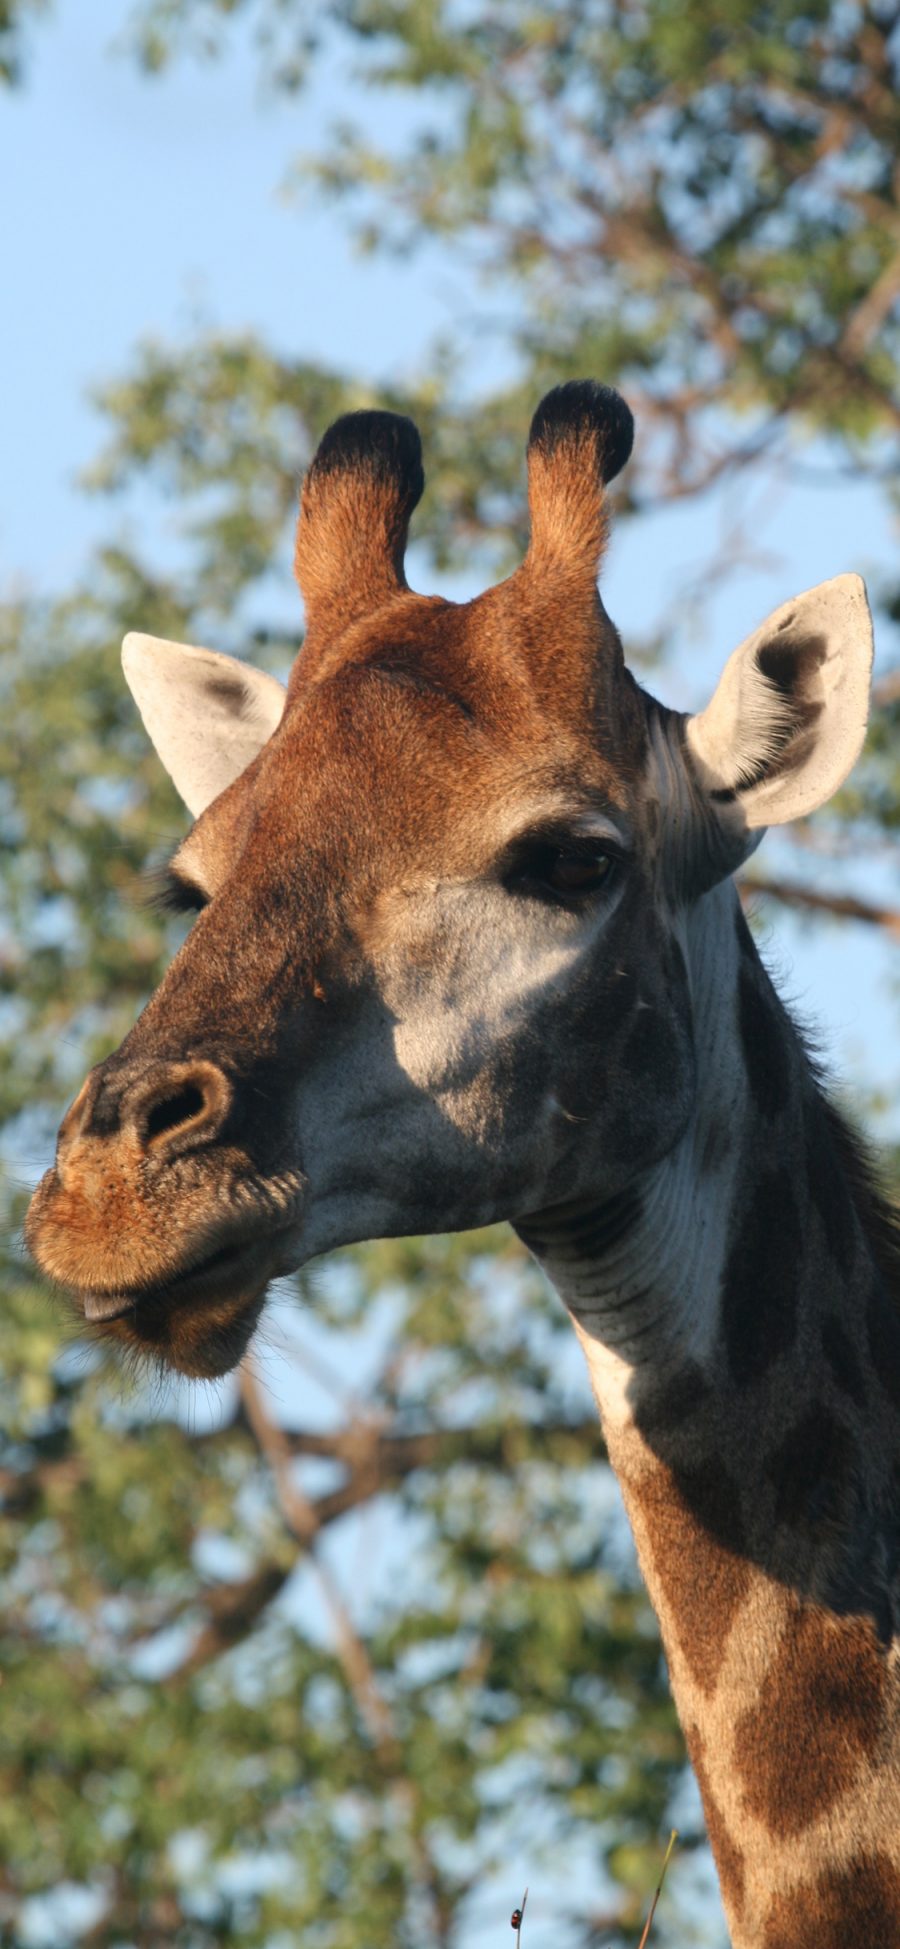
[73,1239,275,1380]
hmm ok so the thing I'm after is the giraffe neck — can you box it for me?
[517,880,900,1947]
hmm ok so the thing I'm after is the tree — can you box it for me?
[0,0,47,85]
[2,4,899,1945]
[128,0,900,491]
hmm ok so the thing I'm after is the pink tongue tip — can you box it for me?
[82,1291,137,1323]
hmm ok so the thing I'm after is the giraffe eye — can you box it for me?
[148,867,210,916]
[504,841,621,906]
[544,850,616,894]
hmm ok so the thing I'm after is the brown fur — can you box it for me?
[733,1604,888,1833]
[621,1457,754,1696]
[761,1855,900,1946]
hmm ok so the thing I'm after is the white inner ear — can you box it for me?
[122,633,287,818]
[686,574,873,831]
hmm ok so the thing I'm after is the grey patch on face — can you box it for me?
[663,932,688,997]
[622,1006,671,1083]
[734,906,756,959]
[698,1115,731,1178]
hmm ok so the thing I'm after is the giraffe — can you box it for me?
[26,383,900,1945]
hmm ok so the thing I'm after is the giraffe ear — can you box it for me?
[122,633,286,819]
[686,575,873,849]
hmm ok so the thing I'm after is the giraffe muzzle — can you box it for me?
[25,1052,306,1377]
[26,1173,301,1377]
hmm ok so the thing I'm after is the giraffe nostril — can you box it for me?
[145,1083,206,1143]
[124,1060,232,1158]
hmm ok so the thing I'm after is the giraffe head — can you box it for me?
[25,384,873,1377]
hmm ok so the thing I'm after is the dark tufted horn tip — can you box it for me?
[308,409,424,512]
[528,380,634,486]
[295,410,425,633]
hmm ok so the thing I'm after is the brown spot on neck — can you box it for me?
[632,1361,711,1437]
[821,1313,867,1408]
[762,1852,900,1945]
[733,1601,888,1837]
[721,1166,800,1387]
[868,1269,900,1413]
[767,1404,855,1535]
[622,1454,752,1695]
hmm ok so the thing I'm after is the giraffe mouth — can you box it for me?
[72,1227,295,1379]
[26,1152,307,1380]
[80,1236,258,1322]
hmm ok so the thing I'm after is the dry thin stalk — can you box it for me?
[637,1831,678,1949]
[510,1887,528,1942]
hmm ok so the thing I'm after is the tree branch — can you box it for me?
[742,874,900,937]
[175,1560,291,1679]
[240,1365,398,1755]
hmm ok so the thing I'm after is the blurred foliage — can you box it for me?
[0,0,48,84]
[0,1216,692,1946]
[128,0,900,510]
[2,2,900,1946]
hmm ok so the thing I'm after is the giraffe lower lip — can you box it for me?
[82,1291,140,1323]
[79,1237,258,1323]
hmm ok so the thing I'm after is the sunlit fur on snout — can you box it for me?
[25,1055,304,1378]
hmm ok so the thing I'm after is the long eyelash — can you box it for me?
[143,866,208,916]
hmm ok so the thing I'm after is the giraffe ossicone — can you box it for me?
[26,380,900,1945]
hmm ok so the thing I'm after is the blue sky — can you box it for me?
[5,9,899,1946]
[1,3,466,588]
